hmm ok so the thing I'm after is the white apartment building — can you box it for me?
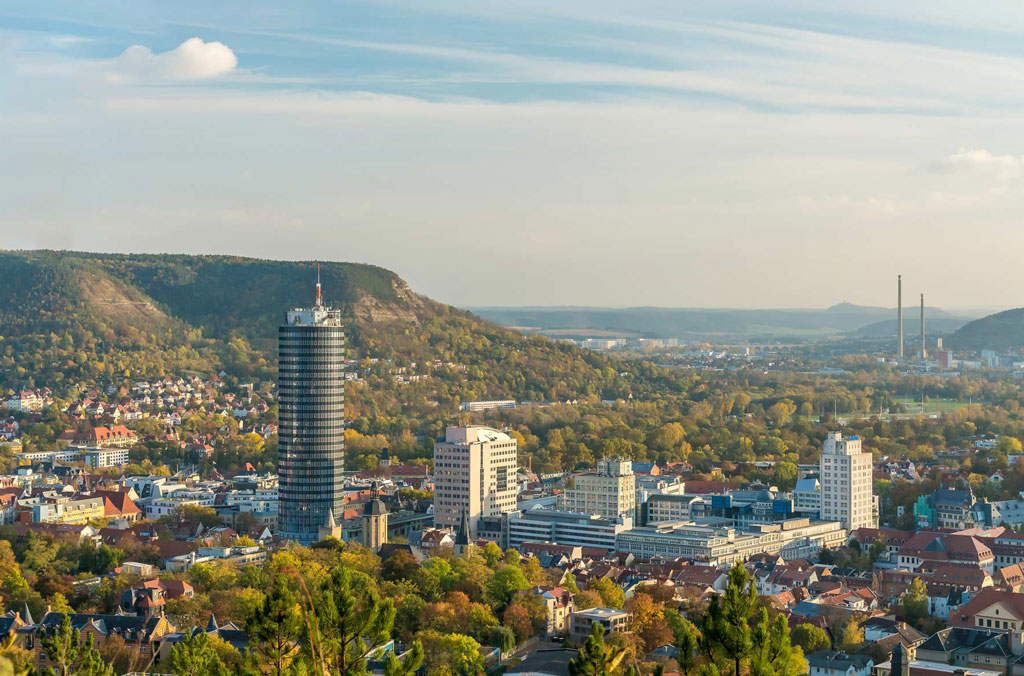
[433,426,518,535]
[558,458,635,520]
[84,447,130,469]
[5,392,42,414]
[820,432,877,532]
[146,497,202,519]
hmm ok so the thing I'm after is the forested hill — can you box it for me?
[948,307,1024,351]
[0,251,635,412]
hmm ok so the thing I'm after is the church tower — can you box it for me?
[361,481,389,553]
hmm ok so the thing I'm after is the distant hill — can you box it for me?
[851,317,969,339]
[948,308,1024,351]
[470,303,964,341]
[0,251,628,411]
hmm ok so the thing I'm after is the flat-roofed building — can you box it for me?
[559,458,635,520]
[434,426,518,537]
[569,607,630,643]
[507,509,631,551]
[616,518,846,566]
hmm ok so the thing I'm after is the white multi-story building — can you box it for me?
[615,517,847,566]
[558,458,636,520]
[820,432,877,532]
[792,478,821,515]
[506,509,631,551]
[459,400,516,412]
[5,392,43,414]
[84,447,130,469]
[433,426,518,536]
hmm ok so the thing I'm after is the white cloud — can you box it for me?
[932,149,1024,180]
[112,38,237,82]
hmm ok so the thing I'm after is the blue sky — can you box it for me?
[4,1,1024,309]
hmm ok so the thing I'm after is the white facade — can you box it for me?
[459,400,516,412]
[146,497,202,519]
[507,509,631,550]
[616,518,847,566]
[820,432,876,532]
[793,478,822,514]
[558,458,636,520]
[433,426,518,535]
[84,447,130,468]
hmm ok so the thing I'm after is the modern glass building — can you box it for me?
[277,276,345,544]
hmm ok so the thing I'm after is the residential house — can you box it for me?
[529,586,576,635]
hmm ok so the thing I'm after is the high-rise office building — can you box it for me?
[433,426,518,537]
[819,432,876,532]
[558,458,635,520]
[277,269,346,544]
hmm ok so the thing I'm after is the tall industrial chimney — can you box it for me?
[897,275,903,360]
[920,293,927,361]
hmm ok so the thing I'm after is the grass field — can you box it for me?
[893,396,972,414]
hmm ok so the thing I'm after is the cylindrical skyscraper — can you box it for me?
[277,269,345,544]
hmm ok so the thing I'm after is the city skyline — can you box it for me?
[5,2,1024,308]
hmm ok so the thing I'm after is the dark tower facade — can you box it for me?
[277,268,345,544]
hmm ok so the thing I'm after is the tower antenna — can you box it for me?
[316,262,322,307]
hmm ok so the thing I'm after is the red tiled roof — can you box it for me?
[949,589,1024,628]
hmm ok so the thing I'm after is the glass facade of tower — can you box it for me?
[277,306,345,544]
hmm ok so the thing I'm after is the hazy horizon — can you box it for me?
[6,2,1024,308]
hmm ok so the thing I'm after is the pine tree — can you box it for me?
[568,623,627,676]
[316,567,395,676]
[675,618,699,676]
[382,641,423,676]
[700,563,756,676]
[247,574,302,676]
[39,614,113,676]
[168,632,229,676]
[749,609,807,676]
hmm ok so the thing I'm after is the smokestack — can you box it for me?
[897,275,903,360]
[920,293,927,361]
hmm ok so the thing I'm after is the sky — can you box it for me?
[4,1,1024,310]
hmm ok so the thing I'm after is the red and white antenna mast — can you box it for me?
[315,262,322,307]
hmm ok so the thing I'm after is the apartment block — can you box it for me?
[820,432,877,532]
[434,426,518,536]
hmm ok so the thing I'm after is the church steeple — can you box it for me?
[455,509,471,555]
[361,481,389,553]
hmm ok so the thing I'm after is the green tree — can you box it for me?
[700,563,757,676]
[675,618,699,676]
[587,578,625,610]
[491,626,516,655]
[486,566,530,609]
[901,577,929,627]
[168,631,229,676]
[40,614,114,676]
[246,574,302,676]
[568,623,628,676]
[790,623,830,653]
[415,630,484,676]
[749,609,807,676]
[311,566,410,676]
[383,641,423,676]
